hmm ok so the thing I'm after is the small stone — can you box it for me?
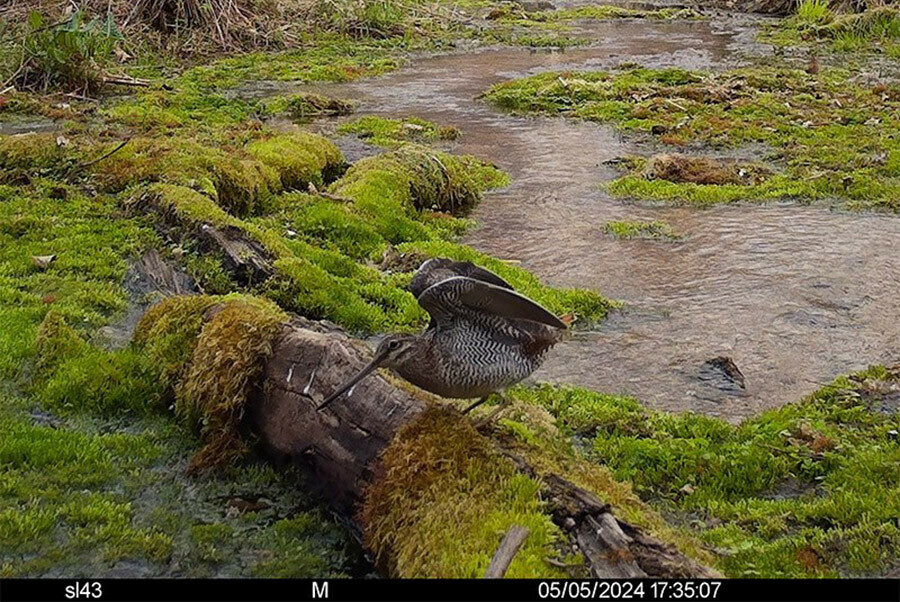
[888,430,898,441]
[563,517,576,529]
[679,484,696,496]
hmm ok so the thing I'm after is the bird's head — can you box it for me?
[317,334,417,411]
[372,333,418,369]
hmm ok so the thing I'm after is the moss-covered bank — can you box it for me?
[484,65,900,210]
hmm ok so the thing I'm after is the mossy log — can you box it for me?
[132,186,274,285]
[247,320,718,578]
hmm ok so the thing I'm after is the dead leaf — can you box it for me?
[31,255,56,269]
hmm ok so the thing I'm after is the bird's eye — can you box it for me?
[388,340,401,350]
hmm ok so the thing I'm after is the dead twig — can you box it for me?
[77,137,131,170]
[484,525,530,578]
[101,74,151,87]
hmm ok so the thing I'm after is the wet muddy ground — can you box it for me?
[260,18,900,421]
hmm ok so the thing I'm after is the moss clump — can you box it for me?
[643,154,767,186]
[0,133,72,175]
[514,365,900,577]
[604,220,680,240]
[245,132,347,191]
[338,115,461,148]
[332,144,504,217]
[268,92,355,121]
[136,295,289,471]
[33,311,90,377]
[484,66,900,210]
[767,3,900,55]
[362,406,567,578]
[96,138,282,217]
[133,295,222,391]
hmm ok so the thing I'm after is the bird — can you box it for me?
[316,257,571,420]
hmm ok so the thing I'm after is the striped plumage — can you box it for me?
[318,258,568,410]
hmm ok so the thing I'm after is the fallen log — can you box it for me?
[242,318,719,578]
[129,186,275,286]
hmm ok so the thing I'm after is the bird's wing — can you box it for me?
[417,276,566,329]
[408,258,514,298]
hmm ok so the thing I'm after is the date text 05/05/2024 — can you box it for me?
[538,581,724,600]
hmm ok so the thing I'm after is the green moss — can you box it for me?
[96,135,342,217]
[34,311,90,377]
[105,41,401,133]
[604,220,680,240]
[133,295,289,471]
[176,297,289,471]
[514,365,900,577]
[484,66,900,210]
[265,92,355,121]
[38,347,164,417]
[362,406,568,577]
[246,132,346,191]
[191,523,233,563]
[332,144,503,217]
[338,115,461,148]
[250,513,350,577]
[0,133,73,175]
[133,295,222,391]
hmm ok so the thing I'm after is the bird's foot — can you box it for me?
[462,396,489,415]
[474,397,511,429]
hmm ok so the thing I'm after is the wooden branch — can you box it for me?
[101,74,152,88]
[485,526,530,578]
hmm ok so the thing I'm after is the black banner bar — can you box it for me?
[1,578,898,602]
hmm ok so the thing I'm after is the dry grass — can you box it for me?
[3,0,316,55]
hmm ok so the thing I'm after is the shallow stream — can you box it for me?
[277,18,899,421]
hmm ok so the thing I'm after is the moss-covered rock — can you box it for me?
[332,144,503,219]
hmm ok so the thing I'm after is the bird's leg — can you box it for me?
[462,396,490,414]
[474,392,511,429]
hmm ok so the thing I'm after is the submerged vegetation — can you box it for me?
[1,0,899,581]
[484,65,900,210]
[338,115,461,148]
[604,220,680,240]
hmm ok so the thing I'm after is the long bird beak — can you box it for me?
[316,354,384,412]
